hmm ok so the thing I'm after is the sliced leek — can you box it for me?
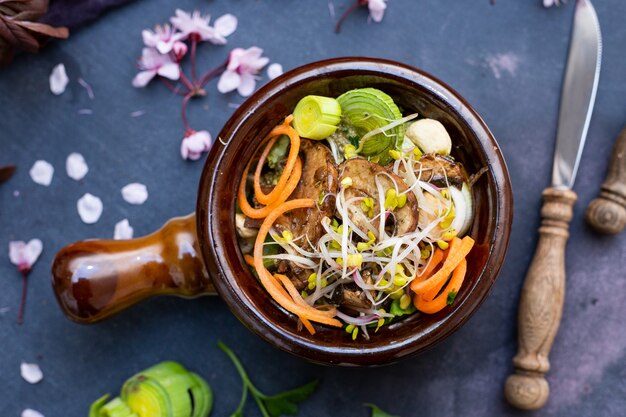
[292,95,342,139]
[89,362,212,417]
[336,88,403,164]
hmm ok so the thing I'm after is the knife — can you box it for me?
[504,0,602,410]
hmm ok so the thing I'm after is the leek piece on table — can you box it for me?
[89,361,212,417]
[292,95,342,140]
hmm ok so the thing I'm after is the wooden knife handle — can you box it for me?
[585,125,626,234]
[504,187,577,410]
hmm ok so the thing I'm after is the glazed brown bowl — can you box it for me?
[52,57,512,366]
[197,57,512,365]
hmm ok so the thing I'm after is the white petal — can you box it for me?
[142,29,157,47]
[214,14,238,37]
[20,362,43,384]
[49,63,69,95]
[22,410,45,417]
[132,70,156,88]
[121,183,148,205]
[237,74,256,97]
[267,63,283,80]
[157,63,180,81]
[77,193,103,224]
[217,70,241,93]
[66,153,88,180]
[114,219,134,240]
[23,239,43,267]
[9,241,26,266]
[29,160,54,186]
[368,0,387,22]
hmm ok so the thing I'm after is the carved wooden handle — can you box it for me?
[505,187,577,410]
[585,125,626,234]
[51,214,216,324]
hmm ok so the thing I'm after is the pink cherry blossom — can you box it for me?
[142,24,182,54]
[132,48,180,88]
[170,10,237,45]
[368,0,387,22]
[217,47,269,97]
[172,41,188,61]
[181,130,212,160]
[9,239,43,273]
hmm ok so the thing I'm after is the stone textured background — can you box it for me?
[1,0,625,416]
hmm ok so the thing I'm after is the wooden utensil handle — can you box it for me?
[586,125,626,234]
[505,187,577,410]
[51,214,216,324]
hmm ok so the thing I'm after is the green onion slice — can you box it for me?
[89,362,212,417]
[292,95,342,140]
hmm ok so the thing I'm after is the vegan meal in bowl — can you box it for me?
[235,88,479,339]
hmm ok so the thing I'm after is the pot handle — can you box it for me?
[51,213,216,324]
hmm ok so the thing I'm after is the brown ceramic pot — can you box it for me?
[52,57,513,366]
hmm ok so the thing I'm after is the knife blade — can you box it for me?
[505,0,602,410]
[552,0,602,189]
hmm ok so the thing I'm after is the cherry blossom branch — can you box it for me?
[335,0,367,33]
[190,35,199,84]
[199,61,228,87]
[181,92,194,134]
[179,67,195,91]
[160,78,188,96]
[17,269,29,325]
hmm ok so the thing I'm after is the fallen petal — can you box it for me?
[22,410,45,417]
[50,63,69,95]
[77,193,103,224]
[267,63,283,80]
[66,153,89,180]
[114,219,134,240]
[29,160,54,186]
[121,183,148,205]
[20,362,43,384]
[214,14,238,37]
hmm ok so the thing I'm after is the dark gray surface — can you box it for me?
[1,0,625,416]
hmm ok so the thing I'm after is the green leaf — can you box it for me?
[348,135,360,148]
[365,403,402,417]
[446,289,458,306]
[261,380,319,417]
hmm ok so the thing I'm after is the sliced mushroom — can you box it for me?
[339,158,419,237]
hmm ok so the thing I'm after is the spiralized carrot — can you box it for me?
[416,248,445,282]
[238,156,302,219]
[244,254,255,267]
[414,258,467,314]
[253,199,342,329]
[410,236,474,295]
[254,116,301,205]
[274,274,317,334]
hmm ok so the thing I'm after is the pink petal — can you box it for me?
[29,160,54,186]
[20,362,43,384]
[217,70,241,93]
[157,63,180,81]
[22,409,44,417]
[66,152,88,180]
[141,29,157,47]
[214,14,238,37]
[121,183,148,205]
[49,63,69,95]
[114,219,134,240]
[237,74,256,97]
[132,70,156,88]
[267,63,283,80]
[77,193,103,224]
